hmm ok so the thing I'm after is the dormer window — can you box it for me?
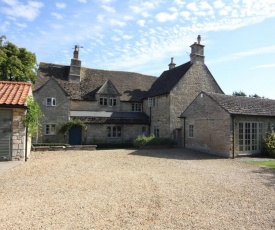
[110,98,117,107]
[100,97,108,106]
[132,103,142,112]
[148,97,157,107]
[46,97,56,106]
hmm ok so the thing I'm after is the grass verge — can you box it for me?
[248,160,275,170]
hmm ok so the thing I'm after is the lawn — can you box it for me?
[248,160,275,169]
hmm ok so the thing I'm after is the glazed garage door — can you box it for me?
[0,110,12,160]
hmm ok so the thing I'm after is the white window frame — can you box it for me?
[107,126,122,138]
[46,97,56,106]
[99,97,108,106]
[132,103,142,112]
[148,97,157,107]
[109,97,117,107]
[188,124,194,138]
[154,126,159,137]
[45,124,56,135]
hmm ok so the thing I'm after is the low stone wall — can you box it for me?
[32,145,97,152]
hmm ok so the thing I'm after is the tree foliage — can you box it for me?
[262,131,275,158]
[0,36,37,83]
[22,96,43,137]
[232,91,247,96]
[59,119,87,136]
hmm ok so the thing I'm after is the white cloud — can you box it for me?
[186,2,199,12]
[56,2,66,9]
[15,22,27,28]
[111,36,120,41]
[173,0,186,7]
[77,0,87,3]
[253,64,275,69]
[137,19,146,27]
[122,34,132,39]
[155,12,178,22]
[51,12,63,20]
[109,19,126,27]
[2,0,44,21]
[213,0,225,9]
[180,11,191,19]
[97,14,105,22]
[101,5,116,13]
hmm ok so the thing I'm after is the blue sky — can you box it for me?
[1,0,275,98]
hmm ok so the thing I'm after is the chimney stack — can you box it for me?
[190,35,205,64]
[168,57,176,70]
[69,45,82,82]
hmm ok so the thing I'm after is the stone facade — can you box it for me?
[12,108,31,160]
[34,78,70,143]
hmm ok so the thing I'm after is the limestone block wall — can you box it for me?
[85,124,148,144]
[149,94,170,137]
[12,108,31,160]
[70,99,133,112]
[170,62,223,134]
[182,93,232,158]
[34,79,70,143]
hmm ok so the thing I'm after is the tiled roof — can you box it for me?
[70,111,150,124]
[35,62,157,102]
[206,92,275,116]
[147,61,192,97]
[0,81,31,106]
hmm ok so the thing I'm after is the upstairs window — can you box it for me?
[188,124,194,138]
[132,103,142,112]
[45,124,56,135]
[110,98,117,107]
[100,97,108,106]
[46,98,56,106]
[148,97,157,107]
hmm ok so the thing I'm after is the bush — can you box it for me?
[262,131,275,158]
[133,135,175,148]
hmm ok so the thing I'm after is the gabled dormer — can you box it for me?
[96,80,121,107]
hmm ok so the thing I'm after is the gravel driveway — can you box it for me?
[0,148,274,229]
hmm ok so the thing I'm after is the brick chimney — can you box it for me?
[69,45,82,82]
[190,35,205,64]
[168,57,176,70]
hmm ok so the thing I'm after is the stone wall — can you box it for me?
[181,93,232,158]
[34,79,70,143]
[12,108,31,160]
[84,124,148,144]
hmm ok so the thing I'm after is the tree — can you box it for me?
[0,36,37,83]
[232,91,247,96]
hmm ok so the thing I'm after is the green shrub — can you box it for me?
[133,135,175,148]
[262,131,275,158]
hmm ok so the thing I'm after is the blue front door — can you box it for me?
[69,125,82,145]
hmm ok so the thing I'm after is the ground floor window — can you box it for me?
[45,124,56,135]
[239,122,262,152]
[154,126,159,137]
[188,124,194,138]
[142,126,147,134]
[107,126,122,138]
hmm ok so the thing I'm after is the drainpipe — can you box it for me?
[183,117,186,148]
[25,127,28,162]
[232,115,235,159]
[149,106,152,136]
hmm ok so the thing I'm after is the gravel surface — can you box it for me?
[0,148,274,229]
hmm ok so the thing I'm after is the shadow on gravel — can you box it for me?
[129,148,224,161]
[251,168,275,188]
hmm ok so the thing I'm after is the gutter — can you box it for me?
[25,127,28,162]
[231,115,235,159]
[183,117,186,148]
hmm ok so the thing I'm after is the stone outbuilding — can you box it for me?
[180,92,275,158]
[0,81,32,161]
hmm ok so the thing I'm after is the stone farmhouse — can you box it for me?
[34,36,275,157]
[0,81,32,161]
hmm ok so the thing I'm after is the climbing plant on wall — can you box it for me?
[22,96,43,137]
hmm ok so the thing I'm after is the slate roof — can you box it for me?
[146,61,192,97]
[206,92,275,117]
[35,62,157,102]
[0,81,31,107]
[70,111,150,124]
[97,80,121,96]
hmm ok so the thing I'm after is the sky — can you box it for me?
[1,0,275,98]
